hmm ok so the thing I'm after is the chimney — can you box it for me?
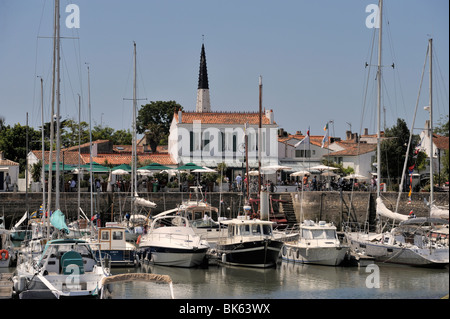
[346,130,352,140]
[364,128,369,136]
[178,110,182,124]
[265,109,274,124]
[296,131,302,135]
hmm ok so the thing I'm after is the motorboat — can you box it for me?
[86,223,138,267]
[138,215,210,268]
[13,238,111,299]
[281,220,349,266]
[216,216,284,268]
[154,200,227,246]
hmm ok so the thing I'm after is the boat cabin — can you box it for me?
[300,220,339,241]
[220,217,275,243]
[98,223,127,251]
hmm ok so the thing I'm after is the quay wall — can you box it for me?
[0,191,448,229]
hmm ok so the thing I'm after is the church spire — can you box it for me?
[198,43,209,90]
[196,42,211,112]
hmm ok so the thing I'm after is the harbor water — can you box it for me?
[101,261,449,300]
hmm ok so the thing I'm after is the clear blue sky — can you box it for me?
[1,0,448,140]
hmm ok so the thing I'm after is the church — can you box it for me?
[168,43,279,175]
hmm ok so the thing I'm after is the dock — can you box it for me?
[0,273,14,299]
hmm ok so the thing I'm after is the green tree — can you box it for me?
[434,114,449,137]
[379,118,422,187]
[111,129,133,145]
[0,123,41,172]
[137,101,182,153]
[60,118,90,147]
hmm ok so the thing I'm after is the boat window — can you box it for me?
[194,212,202,220]
[252,224,261,235]
[305,229,336,239]
[239,225,251,236]
[101,230,110,241]
[112,231,123,240]
[262,225,272,236]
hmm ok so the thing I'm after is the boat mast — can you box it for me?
[54,0,61,210]
[132,42,138,200]
[77,94,81,221]
[47,0,58,221]
[258,75,262,193]
[376,0,383,199]
[40,77,46,219]
[428,38,433,212]
[88,65,93,221]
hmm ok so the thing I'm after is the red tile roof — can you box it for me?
[279,134,330,148]
[31,149,176,167]
[324,143,376,157]
[80,153,176,166]
[174,111,275,125]
[433,134,449,150]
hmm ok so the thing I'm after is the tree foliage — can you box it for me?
[136,101,182,153]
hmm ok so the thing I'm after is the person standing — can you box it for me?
[4,173,11,191]
[235,174,242,191]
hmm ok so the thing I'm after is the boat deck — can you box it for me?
[0,273,14,299]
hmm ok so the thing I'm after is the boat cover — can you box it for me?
[376,198,408,222]
[50,209,70,234]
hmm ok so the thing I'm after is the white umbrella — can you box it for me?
[344,174,369,180]
[137,169,153,176]
[246,170,260,176]
[310,165,339,172]
[111,169,129,175]
[192,166,216,173]
[260,165,292,171]
[290,170,310,177]
[321,171,338,177]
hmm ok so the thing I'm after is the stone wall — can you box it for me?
[0,190,448,229]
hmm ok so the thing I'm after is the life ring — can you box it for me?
[136,235,141,245]
[0,249,9,260]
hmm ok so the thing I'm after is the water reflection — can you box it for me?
[106,262,448,299]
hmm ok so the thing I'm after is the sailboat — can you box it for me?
[12,1,112,299]
[345,2,448,267]
[117,42,156,239]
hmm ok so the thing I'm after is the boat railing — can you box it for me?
[146,232,202,246]
[342,221,371,234]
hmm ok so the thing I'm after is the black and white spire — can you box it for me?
[196,43,211,112]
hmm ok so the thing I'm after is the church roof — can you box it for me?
[174,111,276,125]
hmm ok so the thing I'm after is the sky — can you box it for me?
[0,0,448,141]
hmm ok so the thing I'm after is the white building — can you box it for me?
[0,151,19,192]
[168,110,279,172]
[419,120,449,177]
[168,43,279,176]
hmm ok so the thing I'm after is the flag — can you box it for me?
[294,128,310,147]
[321,130,328,148]
[323,123,328,131]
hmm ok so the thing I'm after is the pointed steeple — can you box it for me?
[196,43,211,112]
[198,44,209,90]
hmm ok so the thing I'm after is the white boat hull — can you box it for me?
[142,247,208,268]
[347,233,449,267]
[281,243,348,266]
